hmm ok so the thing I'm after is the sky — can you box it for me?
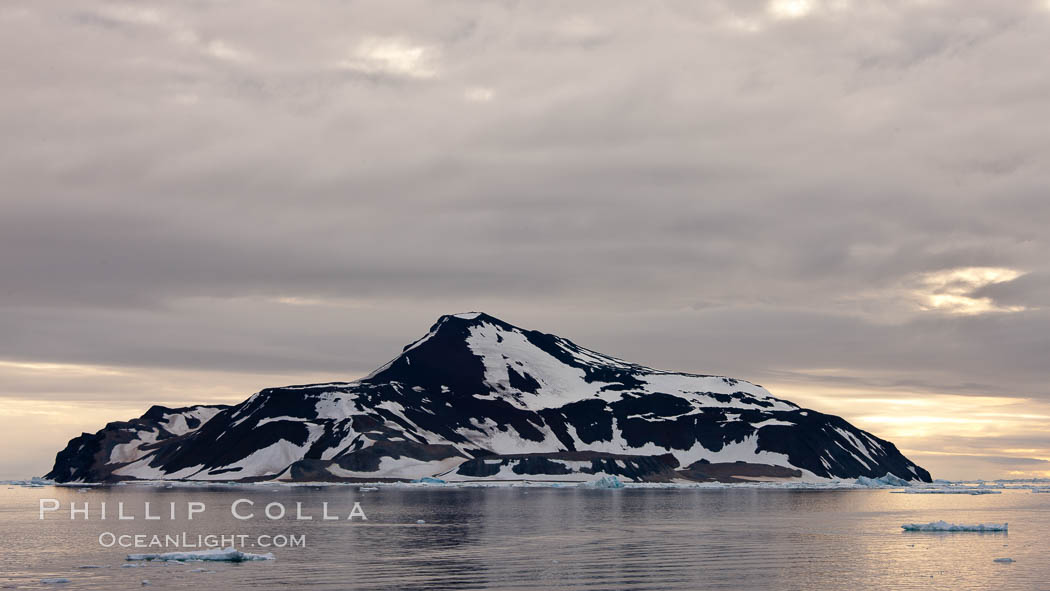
[1,0,1048,481]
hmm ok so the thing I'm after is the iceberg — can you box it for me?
[901,521,1007,532]
[412,477,446,484]
[856,473,911,487]
[892,488,1001,495]
[581,475,625,489]
[3,478,51,488]
[127,547,274,562]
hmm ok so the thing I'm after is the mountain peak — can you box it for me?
[430,311,515,331]
[443,311,487,321]
[366,312,787,414]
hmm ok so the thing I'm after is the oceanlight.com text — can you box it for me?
[98,532,306,549]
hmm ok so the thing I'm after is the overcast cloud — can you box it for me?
[1,0,1048,480]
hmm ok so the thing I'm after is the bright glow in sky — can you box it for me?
[767,0,815,19]
[339,36,437,79]
[771,382,1050,480]
[2,356,1047,481]
[914,267,1025,315]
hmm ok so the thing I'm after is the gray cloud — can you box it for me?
[1,1,1049,478]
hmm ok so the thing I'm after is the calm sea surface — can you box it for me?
[1,484,1047,590]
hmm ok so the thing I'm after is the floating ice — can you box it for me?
[893,489,1001,495]
[412,477,446,484]
[581,475,625,489]
[127,547,274,562]
[76,565,107,569]
[901,521,1007,532]
[993,558,1015,563]
[41,579,70,584]
[3,478,51,488]
[359,486,379,492]
[855,474,910,488]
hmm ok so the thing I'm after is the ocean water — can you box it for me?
[1,484,1047,590]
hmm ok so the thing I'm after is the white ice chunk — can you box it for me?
[893,488,1000,495]
[126,547,275,562]
[901,521,1007,532]
[580,475,625,489]
[855,473,910,487]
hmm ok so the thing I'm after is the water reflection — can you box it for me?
[0,486,1044,590]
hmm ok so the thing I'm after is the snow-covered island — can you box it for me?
[47,313,930,485]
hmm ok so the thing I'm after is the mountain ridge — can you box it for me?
[47,312,931,484]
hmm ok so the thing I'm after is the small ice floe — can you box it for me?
[76,565,107,569]
[416,519,426,524]
[856,474,911,488]
[188,568,215,573]
[580,476,625,489]
[122,563,144,568]
[40,579,70,584]
[901,521,1008,532]
[993,558,1015,563]
[893,488,1001,495]
[412,477,446,484]
[359,487,379,492]
[127,547,274,562]
[141,580,151,586]
[1031,489,1050,494]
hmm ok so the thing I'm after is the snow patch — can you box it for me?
[752,418,794,429]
